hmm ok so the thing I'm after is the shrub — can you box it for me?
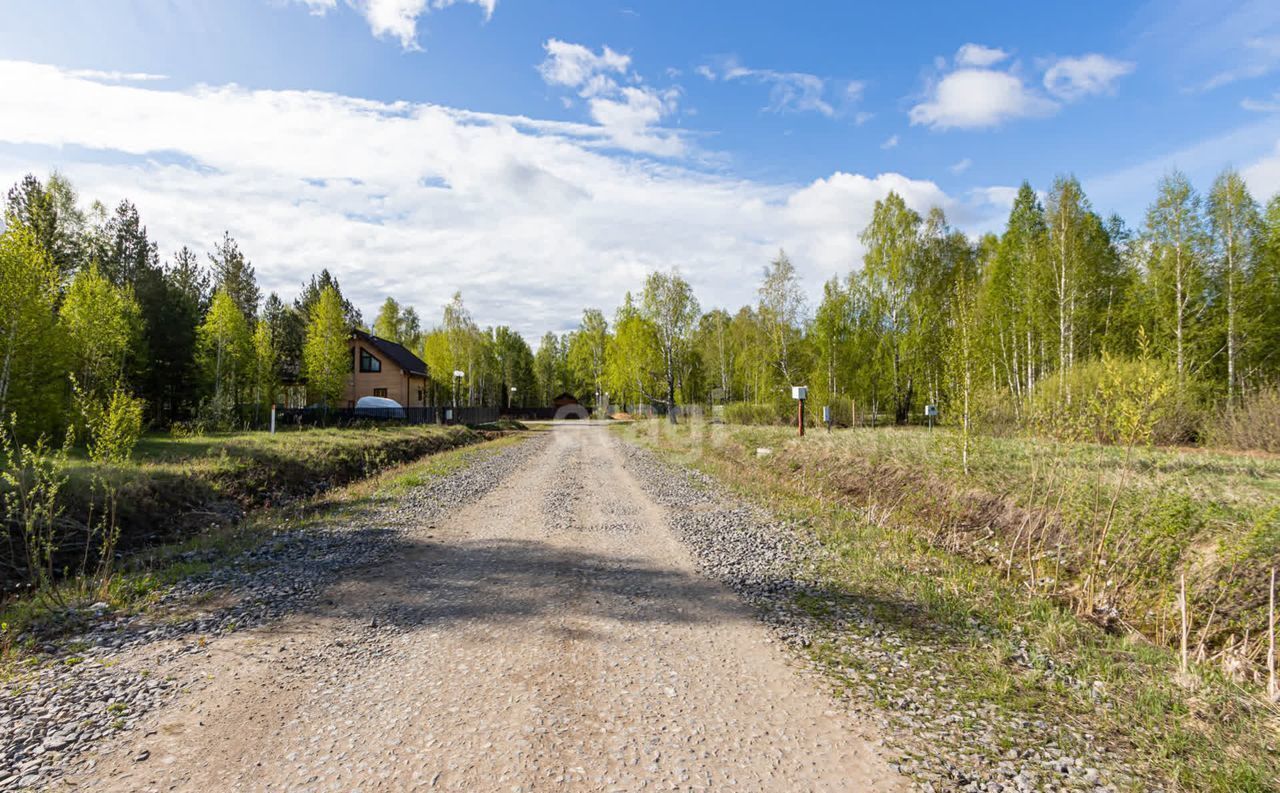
[1028,352,1194,445]
[723,401,784,425]
[1205,387,1280,453]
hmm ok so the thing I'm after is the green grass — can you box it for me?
[623,420,1280,792]
[1,427,528,671]
[725,424,1280,651]
[5,424,482,591]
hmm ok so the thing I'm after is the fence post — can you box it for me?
[270,404,276,435]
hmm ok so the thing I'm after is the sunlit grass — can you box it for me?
[623,419,1280,792]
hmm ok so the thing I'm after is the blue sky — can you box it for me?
[2,0,1279,337]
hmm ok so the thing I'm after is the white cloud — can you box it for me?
[880,134,899,149]
[1243,140,1280,197]
[700,59,864,119]
[955,43,1009,68]
[294,0,337,13]
[538,40,681,156]
[0,60,1010,338]
[949,158,972,174]
[293,0,495,49]
[723,63,835,117]
[1199,35,1280,90]
[1043,54,1134,100]
[968,185,1018,211]
[538,39,630,89]
[65,69,168,82]
[1084,116,1280,220]
[910,68,1058,130]
[1242,92,1280,112]
[912,46,1132,131]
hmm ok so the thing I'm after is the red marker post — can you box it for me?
[792,386,807,437]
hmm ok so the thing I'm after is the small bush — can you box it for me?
[1028,353,1194,445]
[724,401,786,426]
[1204,387,1280,453]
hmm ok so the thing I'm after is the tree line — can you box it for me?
[0,173,546,441]
[3,166,1279,446]
[551,168,1279,444]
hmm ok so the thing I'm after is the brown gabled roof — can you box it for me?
[352,330,429,377]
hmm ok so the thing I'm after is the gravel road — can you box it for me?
[23,424,904,792]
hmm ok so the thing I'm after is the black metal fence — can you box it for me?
[499,405,594,421]
[273,406,500,428]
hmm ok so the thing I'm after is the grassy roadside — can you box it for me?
[4,425,486,596]
[622,420,1280,792]
[1,429,529,669]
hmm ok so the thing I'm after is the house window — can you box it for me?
[417,388,425,402]
[373,388,388,398]
[359,348,381,373]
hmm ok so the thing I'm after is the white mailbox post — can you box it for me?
[792,386,808,436]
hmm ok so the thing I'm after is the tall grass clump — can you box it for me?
[1206,386,1280,453]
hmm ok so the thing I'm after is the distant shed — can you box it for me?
[552,393,580,409]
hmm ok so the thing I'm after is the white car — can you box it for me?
[354,395,406,418]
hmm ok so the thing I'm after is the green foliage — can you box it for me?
[0,418,72,598]
[250,318,279,416]
[77,383,145,465]
[302,286,350,407]
[60,262,141,398]
[606,293,662,407]
[1030,337,1183,445]
[198,287,252,423]
[0,221,64,439]
[723,400,792,426]
[372,296,422,349]
[208,231,260,321]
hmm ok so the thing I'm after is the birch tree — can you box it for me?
[1207,169,1259,400]
[1145,171,1209,384]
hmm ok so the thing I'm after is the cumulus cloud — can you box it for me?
[538,40,682,156]
[293,0,495,49]
[955,43,1009,68]
[911,45,1131,130]
[910,69,1057,130]
[949,158,972,174]
[538,39,630,88]
[0,60,1008,337]
[880,134,899,149]
[1043,54,1134,100]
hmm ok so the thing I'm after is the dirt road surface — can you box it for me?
[70,424,905,792]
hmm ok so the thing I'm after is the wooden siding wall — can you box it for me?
[342,342,428,408]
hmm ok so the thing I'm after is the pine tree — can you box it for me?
[4,172,84,283]
[209,232,261,322]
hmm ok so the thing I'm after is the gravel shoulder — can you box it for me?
[9,424,906,792]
